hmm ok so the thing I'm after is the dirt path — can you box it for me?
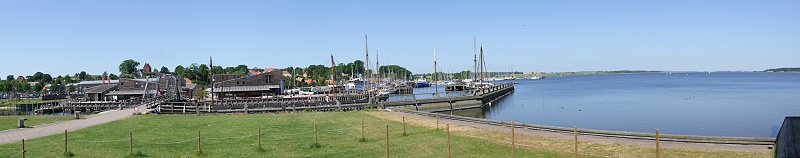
[0,106,150,145]
[389,111,772,152]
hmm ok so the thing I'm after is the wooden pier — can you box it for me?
[157,83,514,114]
[20,83,514,115]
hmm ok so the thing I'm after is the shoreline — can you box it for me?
[387,108,773,151]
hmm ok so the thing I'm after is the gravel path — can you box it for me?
[0,106,150,145]
[390,111,772,152]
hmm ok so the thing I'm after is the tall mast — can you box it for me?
[210,56,214,106]
[365,34,370,93]
[473,35,477,81]
[376,49,380,85]
[480,46,484,85]
[434,46,439,98]
[330,54,336,102]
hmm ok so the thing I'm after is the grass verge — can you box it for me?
[0,115,75,131]
[0,110,772,157]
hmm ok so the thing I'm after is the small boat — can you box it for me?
[512,82,520,84]
[378,88,397,95]
[414,78,431,88]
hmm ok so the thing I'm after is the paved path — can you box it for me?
[0,106,150,145]
[390,111,772,152]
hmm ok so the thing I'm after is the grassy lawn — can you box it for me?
[0,111,771,158]
[0,115,74,131]
[0,111,567,158]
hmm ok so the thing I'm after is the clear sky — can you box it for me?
[1,0,798,77]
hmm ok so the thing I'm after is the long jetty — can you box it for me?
[156,83,515,114]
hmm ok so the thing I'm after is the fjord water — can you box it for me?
[449,72,800,138]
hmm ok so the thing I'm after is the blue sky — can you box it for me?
[1,0,798,77]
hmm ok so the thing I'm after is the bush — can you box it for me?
[309,143,322,148]
[63,151,75,157]
[124,151,148,158]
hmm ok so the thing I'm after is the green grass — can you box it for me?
[0,111,568,158]
[0,115,74,131]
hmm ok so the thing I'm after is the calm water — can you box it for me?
[435,72,800,138]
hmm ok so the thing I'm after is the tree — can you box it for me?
[194,89,207,100]
[78,71,87,81]
[42,74,53,84]
[32,72,43,82]
[109,73,119,80]
[211,65,224,75]
[0,81,9,92]
[33,82,44,93]
[174,65,185,77]
[352,60,365,76]
[118,59,141,76]
[102,71,108,78]
[49,84,59,93]
[160,66,170,73]
[19,82,30,93]
[64,74,73,83]
[56,75,63,84]
[234,65,249,75]
[5,75,13,81]
[68,84,75,93]
[196,64,210,85]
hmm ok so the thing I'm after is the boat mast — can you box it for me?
[376,49,380,86]
[480,46,484,85]
[364,34,370,94]
[473,35,477,82]
[330,54,336,103]
[434,46,439,98]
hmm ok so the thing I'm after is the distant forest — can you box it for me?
[764,68,800,72]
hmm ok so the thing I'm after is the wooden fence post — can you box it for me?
[385,124,389,158]
[64,130,68,154]
[574,126,578,158]
[129,130,133,156]
[314,123,318,144]
[447,124,451,158]
[511,121,515,158]
[656,129,660,158]
[22,139,25,158]
[436,113,439,129]
[197,130,202,154]
[403,116,406,135]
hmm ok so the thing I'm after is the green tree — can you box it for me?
[160,66,170,73]
[32,72,43,82]
[68,84,75,93]
[211,65,224,75]
[33,82,44,93]
[56,75,63,84]
[19,82,30,93]
[64,74,73,83]
[234,65,249,75]
[42,74,53,83]
[0,81,9,92]
[109,73,119,80]
[5,75,13,81]
[119,59,141,76]
[174,65,185,76]
[78,71,87,81]
[194,89,207,99]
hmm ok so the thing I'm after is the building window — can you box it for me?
[237,82,240,85]
[265,75,271,84]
